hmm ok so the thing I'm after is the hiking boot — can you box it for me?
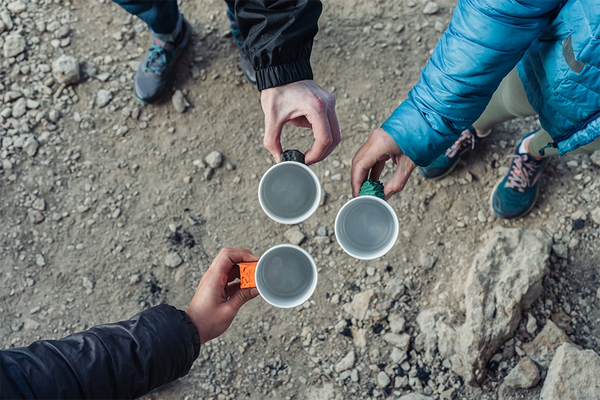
[226,5,257,87]
[417,126,482,180]
[134,17,192,104]
[490,130,549,219]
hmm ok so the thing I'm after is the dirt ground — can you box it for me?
[1,0,599,399]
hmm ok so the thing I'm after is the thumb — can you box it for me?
[227,287,259,313]
[263,117,284,163]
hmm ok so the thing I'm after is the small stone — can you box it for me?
[419,251,437,270]
[52,55,80,85]
[165,252,183,268]
[12,98,26,118]
[344,289,375,321]
[383,332,410,351]
[193,159,207,168]
[96,89,112,108]
[571,210,586,221]
[35,254,45,267]
[205,151,223,168]
[334,319,348,333]
[316,226,328,237]
[552,244,568,259]
[335,351,355,373]
[388,313,406,334]
[589,151,600,167]
[572,219,585,230]
[7,1,27,14]
[0,10,13,31]
[3,34,26,58]
[203,168,214,181]
[28,210,44,224]
[56,25,71,39]
[23,137,39,157]
[32,198,46,211]
[284,226,306,245]
[385,277,405,299]
[591,207,600,225]
[130,274,141,284]
[24,319,40,331]
[390,347,407,364]
[3,159,13,171]
[83,277,95,291]
[422,1,440,14]
[183,176,192,184]
[526,313,537,334]
[331,173,343,181]
[172,90,189,113]
[440,388,457,400]
[377,371,391,388]
[477,211,486,222]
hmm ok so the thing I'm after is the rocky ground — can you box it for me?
[1,0,600,399]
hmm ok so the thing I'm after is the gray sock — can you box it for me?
[149,12,182,46]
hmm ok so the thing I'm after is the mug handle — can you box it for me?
[239,262,258,288]
[280,149,305,164]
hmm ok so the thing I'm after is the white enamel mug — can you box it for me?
[335,196,399,260]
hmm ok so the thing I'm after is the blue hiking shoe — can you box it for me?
[490,131,549,219]
[134,17,192,104]
[417,126,481,180]
[226,5,256,87]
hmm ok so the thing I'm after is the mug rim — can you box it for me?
[258,161,322,225]
[255,244,318,308]
[334,196,399,260]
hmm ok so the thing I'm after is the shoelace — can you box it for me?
[145,43,174,76]
[504,154,542,193]
[445,128,475,158]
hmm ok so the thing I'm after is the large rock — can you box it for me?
[454,228,551,384]
[343,289,375,320]
[540,343,600,400]
[522,320,569,369]
[415,228,552,385]
[52,55,80,85]
[503,357,540,389]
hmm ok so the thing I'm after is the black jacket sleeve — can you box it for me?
[231,0,323,91]
[0,305,200,399]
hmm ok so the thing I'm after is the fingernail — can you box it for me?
[250,288,259,297]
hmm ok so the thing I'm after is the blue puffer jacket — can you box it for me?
[382,0,600,166]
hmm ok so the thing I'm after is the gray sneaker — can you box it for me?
[134,17,192,104]
[226,5,256,87]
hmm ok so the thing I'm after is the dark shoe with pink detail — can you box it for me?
[490,130,549,219]
[417,126,482,180]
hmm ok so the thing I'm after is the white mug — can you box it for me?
[335,196,399,260]
[240,244,318,308]
[258,161,321,225]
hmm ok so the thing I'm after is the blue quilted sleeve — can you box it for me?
[382,0,562,166]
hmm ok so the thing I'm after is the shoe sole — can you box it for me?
[488,177,539,220]
[418,158,460,181]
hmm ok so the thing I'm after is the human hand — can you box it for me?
[186,248,259,344]
[351,128,417,200]
[260,80,340,165]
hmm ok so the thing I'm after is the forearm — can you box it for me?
[0,305,200,399]
[232,0,322,90]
